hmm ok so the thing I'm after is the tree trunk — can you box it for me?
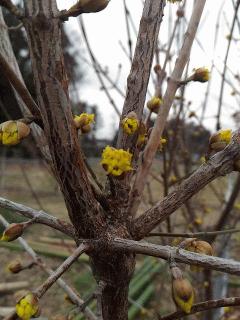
[91,252,136,320]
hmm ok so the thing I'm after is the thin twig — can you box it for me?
[35,242,91,298]
[0,0,23,17]
[159,296,240,320]
[128,0,207,216]
[0,214,96,320]
[0,52,40,118]
[146,228,240,239]
[0,196,75,238]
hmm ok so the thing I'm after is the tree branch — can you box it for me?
[159,297,240,320]
[0,51,41,119]
[131,132,240,239]
[0,214,96,320]
[128,0,207,215]
[111,237,240,276]
[35,242,91,298]
[0,197,75,238]
[116,0,166,151]
[0,0,23,18]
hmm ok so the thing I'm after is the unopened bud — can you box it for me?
[172,277,194,314]
[0,120,30,146]
[185,239,213,272]
[191,67,210,83]
[1,223,25,242]
[147,96,162,114]
[209,129,232,152]
[7,260,24,274]
[74,113,95,134]
[67,0,109,16]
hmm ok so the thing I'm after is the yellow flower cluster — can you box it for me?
[0,120,30,146]
[16,293,40,320]
[192,67,210,83]
[74,113,95,133]
[101,146,132,177]
[121,117,139,135]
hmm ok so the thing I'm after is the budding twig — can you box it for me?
[0,215,96,320]
[0,196,75,238]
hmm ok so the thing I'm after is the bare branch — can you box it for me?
[159,296,240,320]
[146,228,240,239]
[0,0,23,18]
[111,237,240,276]
[0,197,75,238]
[131,133,240,239]
[128,0,207,215]
[35,242,91,298]
[0,51,41,119]
[116,0,166,150]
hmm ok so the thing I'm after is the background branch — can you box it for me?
[131,133,240,239]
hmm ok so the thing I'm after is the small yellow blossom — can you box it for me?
[101,146,132,177]
[159,137,167,151]
[218,129,232,144]
[147,96,162,113]
[74,113,95,133]
[121,112,139,135]
[192,67,210,83]
[16,292,40,320]
[0,121,30,146]
[209,129,232,152]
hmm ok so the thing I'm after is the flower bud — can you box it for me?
[1,223,24,242]
[159,137,167,151]
[7,259,24,274]
[191,67,210,83]
[0,120,30,146]
[67,0,109,16]
[74,113,95,134]
[185,239,213,272]
[172,277,194,314]
[147,96,162,113]
[16,292,40,320]
[121,112,139,135]
[209,129,232,152]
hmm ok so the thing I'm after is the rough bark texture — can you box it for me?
[20,2,136,319]
[22,1,105,239]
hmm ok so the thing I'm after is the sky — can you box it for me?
[56,0,239,138]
